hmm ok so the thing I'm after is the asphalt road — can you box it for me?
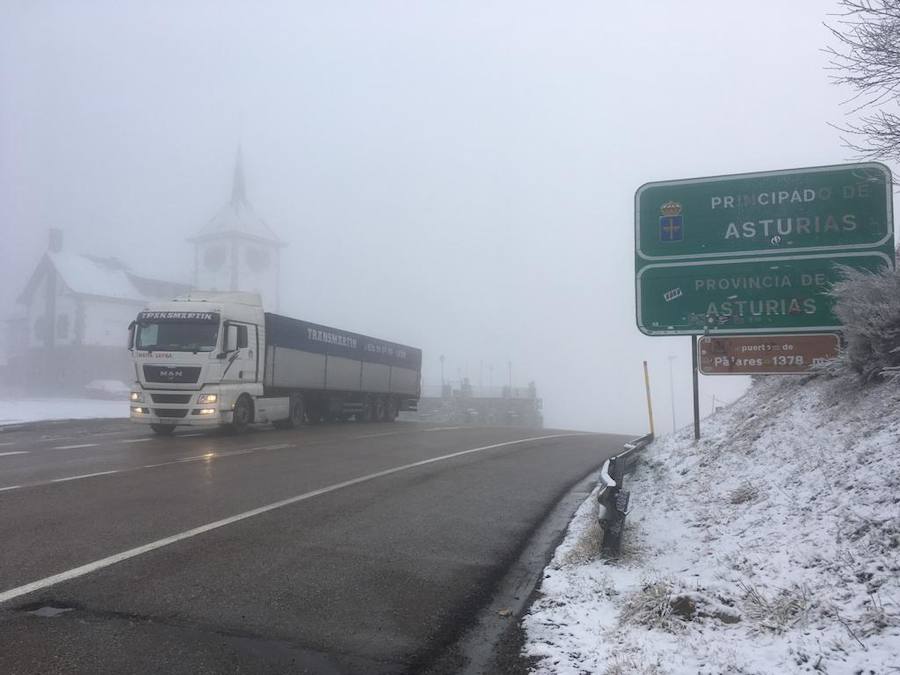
[0,418,630,674]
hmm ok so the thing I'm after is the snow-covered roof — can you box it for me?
[48,252,147,302]
[189,148,285,246]
[17,252,190,305]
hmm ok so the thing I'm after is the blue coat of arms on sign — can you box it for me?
[659,201,684,242]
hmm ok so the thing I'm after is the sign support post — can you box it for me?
[691,336,700,440]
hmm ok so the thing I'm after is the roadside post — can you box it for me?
[691,336,700,440]
[598,434,652,554]
[635,162,894,439]
[599,454,629,553]
[642,360,654,436]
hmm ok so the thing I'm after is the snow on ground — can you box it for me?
[523,374,900,674]
[0,398,128,426]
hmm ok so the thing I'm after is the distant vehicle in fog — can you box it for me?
[128,291,421,435]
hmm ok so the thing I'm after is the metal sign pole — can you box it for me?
[691,335,700,440]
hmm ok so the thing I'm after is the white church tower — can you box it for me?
[189,148,285,309]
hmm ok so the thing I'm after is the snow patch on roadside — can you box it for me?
[0,398,128,426]
[523,374,900,674]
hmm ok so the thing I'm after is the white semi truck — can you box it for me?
[127,292,421,435]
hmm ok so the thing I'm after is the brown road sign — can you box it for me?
[698,333,840,375]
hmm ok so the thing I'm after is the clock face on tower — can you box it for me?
[204,246,227,271]
[246,247,270,273]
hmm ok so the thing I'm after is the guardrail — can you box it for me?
[598,433,653,553]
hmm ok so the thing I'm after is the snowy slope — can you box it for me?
[0,398,128,426]
[523,374,900,674]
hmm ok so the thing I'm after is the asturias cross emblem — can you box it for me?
[658,201,684,242]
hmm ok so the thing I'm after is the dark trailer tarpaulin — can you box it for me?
[264,313,422,371]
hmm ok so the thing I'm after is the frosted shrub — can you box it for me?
[829,264,900,381]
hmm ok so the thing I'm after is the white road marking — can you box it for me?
[35,430,130,444]
[0,442,16,447]
[50,470,121,483]
[0,432,586,604]
[141,456,203,469]
[120,438,153,444]
[0,443,296,491]
[0,485,22,493]
[0,451,28,457]
[178,433,205,437]
[424,426,466,431]
[354,431,402,439]
[51,443,97,450]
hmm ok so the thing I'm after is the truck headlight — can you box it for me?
[197,393,218,404]
[131,406,148,415]
[130,392,143,402]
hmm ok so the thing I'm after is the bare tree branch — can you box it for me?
[826,0,900,161]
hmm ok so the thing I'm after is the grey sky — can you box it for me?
[0,1,876,432]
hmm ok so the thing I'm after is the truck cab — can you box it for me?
[128,292,273,434]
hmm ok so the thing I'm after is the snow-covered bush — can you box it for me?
[829,264,900,381]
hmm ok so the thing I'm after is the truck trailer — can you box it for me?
[127,292,421,434]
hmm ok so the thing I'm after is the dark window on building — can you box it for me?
[57,314,70,339]
[34,316,48,341]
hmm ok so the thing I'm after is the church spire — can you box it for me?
[231,145,246,205]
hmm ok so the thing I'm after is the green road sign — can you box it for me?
[635,163,895,335]
[636,163,892,261]
[637,252,892,335]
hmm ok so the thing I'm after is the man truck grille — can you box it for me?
[154,409,189,418]
[150,394,192,404]
[142,365,201,384]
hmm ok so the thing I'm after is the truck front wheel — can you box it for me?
[229,395,253,434]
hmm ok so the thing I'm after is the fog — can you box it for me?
[0,1,870,432]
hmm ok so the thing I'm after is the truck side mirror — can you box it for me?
[219,324,239,358]
[127,321,136,351]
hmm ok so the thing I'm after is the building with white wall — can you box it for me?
[3,149,284,394]
[5,231,190,392]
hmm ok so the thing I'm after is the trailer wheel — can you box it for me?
[356,398,374,423]
[229,395,253,434]
[150,424,175,436]
[274,396,305,430]
[384,397,398,422]
[374,396,387,422]
[306,402,322,425]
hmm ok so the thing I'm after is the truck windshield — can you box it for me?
[136,321,220,353]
